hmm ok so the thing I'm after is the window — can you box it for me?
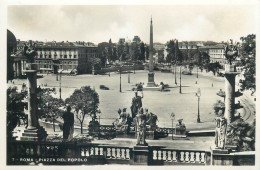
[64,55,67,59]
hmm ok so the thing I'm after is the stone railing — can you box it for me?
[80,145,132,163]
[151,147,211,165]
[7,141,255,165]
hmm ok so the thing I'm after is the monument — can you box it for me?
[172,119,187,139]
[20,42,47,141]
[143,17,160,91]
[223,40,240,123]
[132,108,151,165]
[130,91,143,118]
[212,40,240,155]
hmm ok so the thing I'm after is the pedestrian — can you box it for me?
[212,83,213,87]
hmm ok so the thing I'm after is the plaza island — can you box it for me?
[6,12,256,166]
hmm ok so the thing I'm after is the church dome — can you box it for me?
[7,29,17,53]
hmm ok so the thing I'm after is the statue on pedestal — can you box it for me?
[215,110,227,149]
[62,105,74,141]
[114,108,131,132]
[175,119,186,135]
[134,108,147,145]
[130,91,143,118]
[145,108,158,131]
[224,39,239,65]
[23,42,37,63]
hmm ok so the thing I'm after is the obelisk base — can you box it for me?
[146,72,156,87]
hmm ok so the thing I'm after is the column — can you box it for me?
[15,62,18,78]
[224,64,238,124]
[224,74,236,123]
[20,63,46,141]
[17,61,21,77]
[26,67,38,129]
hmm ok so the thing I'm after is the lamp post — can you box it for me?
[119,66,122,92]
[108,65,110,77]
[197,65,199,79]
[59,71,62,99]
[195,88,201,123]
[174,39,177,85]
[56,68,59,81]
[170,113,175,140]
[179,65,182,94]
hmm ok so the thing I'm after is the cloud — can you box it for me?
[7,5,258,44]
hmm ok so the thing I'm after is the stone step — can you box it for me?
[20,136,39,142]
[24,129,40,133]
[22,132,39,137]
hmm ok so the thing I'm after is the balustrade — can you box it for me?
[9,141,209,165]
[152,149,208,165]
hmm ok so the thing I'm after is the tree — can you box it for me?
[139,42,145,61]
[207,62,222,75]
[7,87,27,140]
[226,119,255,151]
[108,39,113,62]
[111,47,118,61]
[201,52,210,65]
[239,34,256,94]
[166,40,175,63]
[157,50,165,63]
[117,44,125,61]
[97,42,109,67]
[65,86,99,134]
[133,43,140,62]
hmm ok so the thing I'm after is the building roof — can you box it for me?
[199,44,225,49]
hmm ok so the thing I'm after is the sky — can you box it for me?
[7,5,258,44]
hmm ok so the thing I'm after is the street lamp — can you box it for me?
[195,88,201,123]
[179,65,182,94]
[197,65,199,79]
[59,71,62,99]
[170,112,175,140]
[174,39,177,85]
[119,66,122,92]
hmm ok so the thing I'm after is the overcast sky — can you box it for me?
[7,5,258,44]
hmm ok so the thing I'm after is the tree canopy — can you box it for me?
[65,86,99,134]
[239,34,256,94]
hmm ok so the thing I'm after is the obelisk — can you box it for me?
[147,17,156,87]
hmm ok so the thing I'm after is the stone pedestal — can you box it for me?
[132,145,151,165]
[173,129,187,139]
[211,146,233,165]
[146,72,156,87]
[224,64,239,123]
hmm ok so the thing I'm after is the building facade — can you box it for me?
[13,40,98,75]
